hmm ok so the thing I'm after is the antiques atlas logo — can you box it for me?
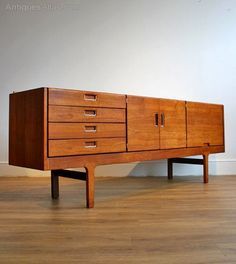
[5,2,80,12]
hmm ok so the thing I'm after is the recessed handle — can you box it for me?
[161,113,165,127]
[84,109,97,117]
[84,141,97,148]
[84,126,97,133]
[155,113,159,127]
[84,94,97,101]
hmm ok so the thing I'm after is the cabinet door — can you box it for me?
[186,102,224,147]
[160,99,186,149]
[127,96,160,151]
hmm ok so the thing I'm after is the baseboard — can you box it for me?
[1,159,236,177]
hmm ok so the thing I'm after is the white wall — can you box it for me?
[0,0,236,176]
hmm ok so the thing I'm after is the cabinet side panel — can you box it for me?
[9,88,47,170]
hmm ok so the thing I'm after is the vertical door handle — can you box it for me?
[155,113,159,127]
[161,113,165,127]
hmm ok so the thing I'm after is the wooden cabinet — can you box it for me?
[9,87,225,208]
[127,96,186,151]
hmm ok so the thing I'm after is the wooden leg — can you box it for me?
[168,157,209,184]
[203,154,209,184]
[85,165,95,208]
[167,159,173,180]
[51,171,59,199]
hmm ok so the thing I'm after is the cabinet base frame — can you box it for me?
[51,166,95,208]
[51,154,210,209]
[167,154,209,183]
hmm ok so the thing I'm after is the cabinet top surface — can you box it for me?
[10,87,223,106]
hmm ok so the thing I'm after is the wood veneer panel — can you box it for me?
[49,138,126,157]
[49,123,126,139]
[127,96,160,151]
[48,88,126,108]
[187,102,224,147]
[9,88,47,169]
[49,105,125,123]
[160,99,186,149]
[47,145,224,170]
[8,87,225,171]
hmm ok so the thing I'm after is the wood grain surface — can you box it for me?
[127,95,160,151]
[159,99,186,149]
[9,88,225,171]
[49,138,126,157]
[49,105,126,123]
[48,88,126,108]
[186,102,224,147]
[49,123,126,139]
[9,88,48,169]
[47,145,224,170]
[127,96,187,151]
[1,175,236,263]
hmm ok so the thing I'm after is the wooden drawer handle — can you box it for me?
[84,110,97,117]
[84,126,97,133]
[84,141,97,148]
[84,94,97,101]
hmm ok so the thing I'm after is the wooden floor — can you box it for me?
[0,175,236,263]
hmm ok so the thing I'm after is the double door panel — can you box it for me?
[127,96,186,151]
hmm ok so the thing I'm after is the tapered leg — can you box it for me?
[51,171,59,199]
[203,154,209,184]
[168,159,173,180]
[85,165,95,208]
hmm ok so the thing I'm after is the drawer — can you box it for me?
[48,88,126,108]
[48,138,126,157]
[49,123,126,139]
[49,106,126,123]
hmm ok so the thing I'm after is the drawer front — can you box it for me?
[48,88,126,108]
[48,123,126,139]
[49,106,126,123]
[48,138,126,157]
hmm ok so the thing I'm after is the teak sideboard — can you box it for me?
[9,88,225,208]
